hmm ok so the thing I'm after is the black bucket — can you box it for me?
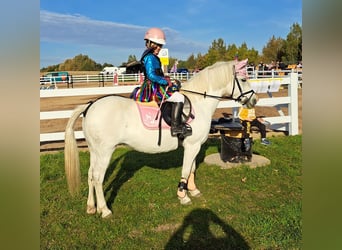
[220,134,253,163]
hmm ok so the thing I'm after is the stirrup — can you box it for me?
[177,124,192,139]
[171,126,183,137]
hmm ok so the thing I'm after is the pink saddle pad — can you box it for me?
[136,101,170,130]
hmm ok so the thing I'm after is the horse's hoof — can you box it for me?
[178,194,192,205]
[86,206,96,215]
[101,209,113,219]
[97,206,112,218]
[188,188,202,197]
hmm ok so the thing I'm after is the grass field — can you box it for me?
[40,135,302,249]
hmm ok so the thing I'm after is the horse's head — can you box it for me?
[181,60,257,108]
[229,59,258,108]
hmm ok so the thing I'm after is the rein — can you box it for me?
[181,73,255,104]
[181,89,234,100]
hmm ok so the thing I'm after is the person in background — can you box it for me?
[238,106,271,146]
[137,27,191,138]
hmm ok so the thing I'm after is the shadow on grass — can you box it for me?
[165,208,250,249]
[103,138,220,209]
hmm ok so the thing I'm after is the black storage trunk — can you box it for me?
[220,134,253,163]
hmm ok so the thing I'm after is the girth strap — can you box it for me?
[157,111,162,146]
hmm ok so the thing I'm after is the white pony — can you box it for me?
[64,60,257,218]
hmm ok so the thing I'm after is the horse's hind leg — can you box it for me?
[89,147,114,218]
[86,152,97,214]
[87,169,96,214]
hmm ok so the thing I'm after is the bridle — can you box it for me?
[230,71,255,105]
[181,66,255,105]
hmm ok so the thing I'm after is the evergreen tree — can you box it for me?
[284,23,302,64]
[127,55,137,63]
[262,35,285,64]
[195,53,207,70]
[237,42,249,61]
[226,44,239,61]
[185,54,196,70]
[206,38,227,66]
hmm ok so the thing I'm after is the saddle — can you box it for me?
[135,97,195,130]
[135,101,169,129]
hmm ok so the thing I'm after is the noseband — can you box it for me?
[230,73,255,105]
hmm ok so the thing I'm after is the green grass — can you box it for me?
[40,135,302,249]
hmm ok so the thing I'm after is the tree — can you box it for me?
[41,54,112,72]
[206,38,227,66]
[194,53,207,70]
[245,48,259,66]
[226,44,239,61]
[283,23,302,64]
[127,54,137,63]
[261,35,285,63]
[58,54,100,71]
[184,54,196,70]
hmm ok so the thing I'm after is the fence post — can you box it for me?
[67,75,73,88]
[288,72,299,135]
[98,73,104,87]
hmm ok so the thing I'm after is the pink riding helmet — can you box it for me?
[144,27,166,45]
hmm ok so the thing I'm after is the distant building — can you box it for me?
[125,61,142,74]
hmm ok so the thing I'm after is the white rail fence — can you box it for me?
[219,72,299,135]
[40,72,194,89]
[40,73,299,143]
[40,69,302,88]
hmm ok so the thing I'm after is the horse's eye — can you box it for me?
[241,78,246,82]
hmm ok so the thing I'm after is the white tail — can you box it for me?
[64,104,88,196]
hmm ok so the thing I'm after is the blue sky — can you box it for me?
[40,0,302,68]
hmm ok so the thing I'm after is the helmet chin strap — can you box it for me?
[146,40,152,48]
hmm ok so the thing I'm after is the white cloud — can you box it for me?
[40,10,207,55]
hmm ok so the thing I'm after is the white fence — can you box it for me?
[40,72,194,88]
[40,69,302,89]
[218,72,299,135]
[40,73,299,143]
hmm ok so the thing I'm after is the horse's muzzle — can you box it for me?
[241,93,258,108]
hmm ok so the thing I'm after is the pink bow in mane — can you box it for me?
[234,58,248,79]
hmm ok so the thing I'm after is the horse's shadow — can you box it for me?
[103,138,220,208]
[164,208,250,249]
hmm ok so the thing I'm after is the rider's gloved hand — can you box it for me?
[165,76,173,87]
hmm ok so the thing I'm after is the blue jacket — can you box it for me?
[141,50,168,85]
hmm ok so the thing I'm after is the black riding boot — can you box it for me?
[171,102,192,138]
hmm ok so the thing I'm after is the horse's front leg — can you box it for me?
[177,144,201,205]
[187,164,202,198]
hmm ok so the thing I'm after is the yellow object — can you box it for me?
[224,130,244,138]
[136,101,159,107]
[246,120,251,134]
[238,107,256,121]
